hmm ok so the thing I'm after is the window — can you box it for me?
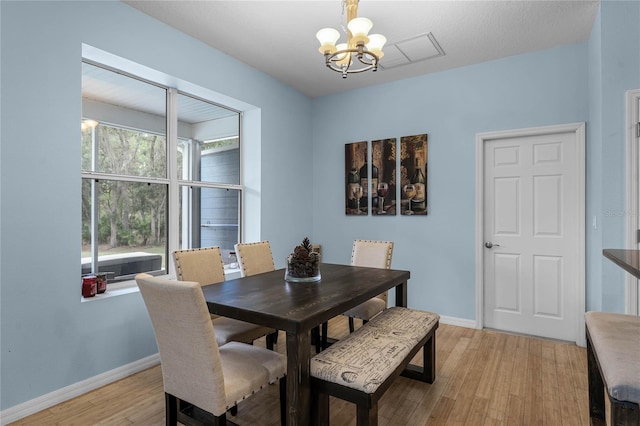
[81,62,241,286]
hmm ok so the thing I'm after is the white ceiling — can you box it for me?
[124,0,600,98]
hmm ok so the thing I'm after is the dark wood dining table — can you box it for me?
[603,248,640,279]
[201,262,410,426]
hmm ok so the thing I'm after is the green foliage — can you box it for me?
[202,137,238,151]
[82,124,167,249]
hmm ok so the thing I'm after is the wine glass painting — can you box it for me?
[345,141,368,216]
[400,134,428,215]
[372,138,397,215]
[345,135,427,217]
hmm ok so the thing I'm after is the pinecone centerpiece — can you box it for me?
[285,237,321,282]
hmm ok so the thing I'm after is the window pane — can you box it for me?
[176,93,239,184]
[81,179,168,281]
[82,62,167,178]
[179,186,240,263]
[82,123,167,178]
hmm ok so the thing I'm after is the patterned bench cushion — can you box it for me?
[310,307,439,394]
[586,311,640,404]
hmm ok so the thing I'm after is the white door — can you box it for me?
[482,126,584,341]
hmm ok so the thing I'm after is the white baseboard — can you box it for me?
[439,315,479,329]
[0,316,475,424]
[0,353,160,425]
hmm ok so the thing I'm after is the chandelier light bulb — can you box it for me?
[316,28,340,54]
[366,34,387,59]
[347,17,373,45]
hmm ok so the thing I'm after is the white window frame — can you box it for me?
[81,64,243,293]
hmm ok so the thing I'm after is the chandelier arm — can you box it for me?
[324,51,379,76]
[325,48,379,67]
[325,61,376,74]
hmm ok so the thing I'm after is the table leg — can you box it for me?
[285,330,311,426]
[395,281,407,307]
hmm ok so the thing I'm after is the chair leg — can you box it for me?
[173,396,228,426]
[312,326,321,353]
[266,331,278,350]
[230,404,238,416]
[611,400,640,426]
[349,317,355,333]
[321,321,328,350]
[279,376,287,426]
[266,334,274,350]
[165,393,178,426]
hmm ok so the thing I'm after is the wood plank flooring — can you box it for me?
[10,317,589,425]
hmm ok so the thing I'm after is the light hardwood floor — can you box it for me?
[11,317,589,425]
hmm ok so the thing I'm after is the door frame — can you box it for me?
[624,89,640,315]
[475,122,586,346]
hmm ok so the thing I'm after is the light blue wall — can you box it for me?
[311,44,589,319]
[594,0,640,312]
[0,1,311,410]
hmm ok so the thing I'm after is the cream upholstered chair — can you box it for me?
[234,241,281,345]
[173,247,226,289]
[343,240,394,332]
[319,240,394,351]
[173,247,277,350]
[234,241,276,277]
[135,274,286,426]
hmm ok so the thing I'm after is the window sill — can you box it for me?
[80,277,156,302]
[80,268,242,302]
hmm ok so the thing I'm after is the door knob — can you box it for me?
[485,242,500,249]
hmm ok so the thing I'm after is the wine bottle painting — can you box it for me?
[345,141,368,215]
[372,138,397,215]
[400,134,428,215]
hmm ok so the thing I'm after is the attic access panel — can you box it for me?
[379,32,445,70]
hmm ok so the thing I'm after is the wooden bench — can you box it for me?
[585,311,640,426]
[310,307,439,426]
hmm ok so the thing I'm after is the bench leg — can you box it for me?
[356,402,378,426]
[587,337,606,423]
[611,399,640,426]
[423,332,436,383]
[400,332,436,383]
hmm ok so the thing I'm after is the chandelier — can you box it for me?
[316,0,386,78]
